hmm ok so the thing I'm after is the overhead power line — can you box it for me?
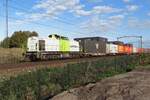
[1,0,95,37]
[9,5,78,26]
[8,1,79,26]
[0,14,85,36]
[117,35,143,50]
[0,3,89,36]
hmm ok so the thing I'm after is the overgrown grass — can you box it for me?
[0,48,24,64]
[0,54,150,100]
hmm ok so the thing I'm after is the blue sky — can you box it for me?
[0,0,150,47]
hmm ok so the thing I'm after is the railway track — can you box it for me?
[0,55,140,77]
[0,56,109,75]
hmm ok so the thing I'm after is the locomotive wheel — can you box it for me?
[30,54,37,61]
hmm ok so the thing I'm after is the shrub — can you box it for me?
[0,54,149,100]
[0,48,24,64]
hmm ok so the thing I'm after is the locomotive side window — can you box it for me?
[39,40,45,51]
[35,43,37,50]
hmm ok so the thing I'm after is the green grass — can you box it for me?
[0,54,149,100]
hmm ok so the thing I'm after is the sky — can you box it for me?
[0,0,150,47]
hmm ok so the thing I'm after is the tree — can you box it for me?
[29,31,38,37]
[0,31,39,48]
[9,31,28,48]
[0,37,10,48]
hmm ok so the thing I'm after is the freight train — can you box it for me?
[25,34,150,61]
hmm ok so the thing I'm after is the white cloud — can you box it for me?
[33,0,80,17]
[127,5,139,12]
[128,18,150,30]
[86,0,103,3]
[71,5,122,16]
[36,0,122,17]
[80,15,124,33]
[148,12,150,16]
[93,6,122,14]
[123,0,130,3]
[108,15,124,20]
[15,12,24,16]
[73,9,92,16]
[15,0,122,23]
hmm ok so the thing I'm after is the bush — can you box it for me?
[0,54,149,100]
[0,48,24,64]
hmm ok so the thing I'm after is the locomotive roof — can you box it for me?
[49,34,69,40]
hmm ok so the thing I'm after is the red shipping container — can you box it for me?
[129,46,133,54]
[138,48,144,53]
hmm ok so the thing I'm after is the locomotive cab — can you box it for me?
[27,36,39,52]
[26,37,39,61]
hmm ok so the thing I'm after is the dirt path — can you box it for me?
[52,66,150,100]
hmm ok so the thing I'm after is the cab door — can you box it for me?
[39,40,45,51]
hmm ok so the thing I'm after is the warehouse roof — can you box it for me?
[108,41,124,45]
[74,37,107,41]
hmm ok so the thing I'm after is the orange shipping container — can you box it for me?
[118,45,125,53]
[124,46,129,54]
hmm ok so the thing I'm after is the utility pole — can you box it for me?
[140,36,143,49]
[117,35,143,53]
[6,0,8,38]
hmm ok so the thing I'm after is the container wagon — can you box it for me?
[124,44,133,54]
[109,41,125,54]
[74,37,107,56]
[26,34,149,61]
[133,47,138,54]
[143,48,150,53]
[138,48,144,54]
[106,42,118,55]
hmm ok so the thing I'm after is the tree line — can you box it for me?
[0,31,38,49]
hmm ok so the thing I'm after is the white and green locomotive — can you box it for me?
[26,34,80,61]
